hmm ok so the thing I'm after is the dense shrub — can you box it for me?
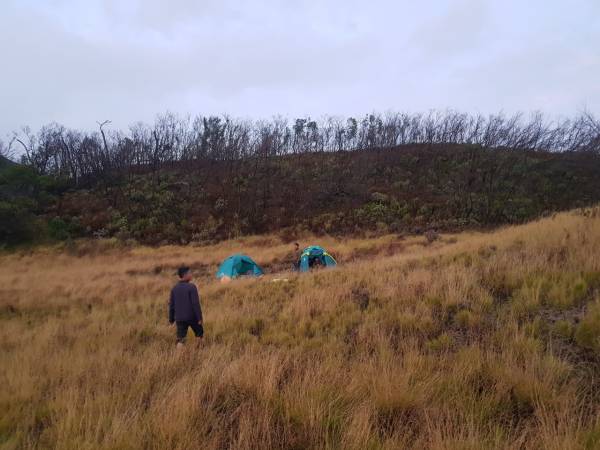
[2,145,600,246]
[0,165,62,245]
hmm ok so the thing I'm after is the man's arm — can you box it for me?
[168,290,175,324]
[190,285,202,323]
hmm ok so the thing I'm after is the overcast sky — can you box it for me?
[1,0,599,137]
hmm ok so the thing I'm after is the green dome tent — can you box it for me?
[216,254,263,281]
[298,246,337,272]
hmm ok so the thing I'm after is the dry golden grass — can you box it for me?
[2,207,600,449]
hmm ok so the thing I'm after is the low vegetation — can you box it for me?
[2,109,600,246]
[2,143,600,246]
[1,206,600,449]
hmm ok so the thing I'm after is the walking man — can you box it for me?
[169,266,203,348]
[291,242,302,271]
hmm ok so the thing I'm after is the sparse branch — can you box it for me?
[97,120,111,156]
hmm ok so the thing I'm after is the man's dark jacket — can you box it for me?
[169,281,202,323]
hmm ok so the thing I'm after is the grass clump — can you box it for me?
[575,302,600,351]
[552,320,575,340]
[426,333,453,352]
[545,274,589,309]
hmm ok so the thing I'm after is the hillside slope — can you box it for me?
[1,206,600,448]
[50,145,600,245]
[0,155,16,169]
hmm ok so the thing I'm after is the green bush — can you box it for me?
[0,200,38,244]
[0,165,59,245]
[47,218,71,241]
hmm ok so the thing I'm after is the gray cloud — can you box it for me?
[411,0,490,59]
[1,0,598,138]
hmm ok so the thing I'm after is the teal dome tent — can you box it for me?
[298,246,337,272]
[216,254,264,280]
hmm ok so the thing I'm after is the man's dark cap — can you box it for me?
[177,266,190,278]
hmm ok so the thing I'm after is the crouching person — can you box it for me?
[169,266,203,348]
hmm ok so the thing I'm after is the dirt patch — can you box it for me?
[385,241,405,256]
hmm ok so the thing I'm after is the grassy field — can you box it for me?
[1,207,600,449]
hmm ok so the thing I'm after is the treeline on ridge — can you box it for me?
[3,110,599,183]
[1,110,600,246]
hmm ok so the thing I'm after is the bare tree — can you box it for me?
[9,110,599,183]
